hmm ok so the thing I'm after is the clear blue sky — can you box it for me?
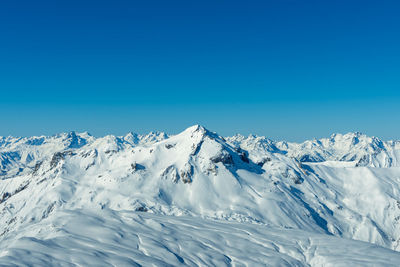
[1,0,399,141]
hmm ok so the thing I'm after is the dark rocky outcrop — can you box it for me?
[32,161,42,175]
[131,163,145,172]
[180,164,193,184]
[235,148,250,163]
[210,151,233,166]
[65,131,87,149]
[50,151,74,169]
[0,182,29,204]
[355,155,370,167]
[165,143,175,149]
[256,157,271,167]
[161,165,179,183]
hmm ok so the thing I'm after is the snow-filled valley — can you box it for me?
[1,125,400,266]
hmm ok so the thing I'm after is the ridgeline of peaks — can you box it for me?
[1,125,399,175]
[2,125,400,254]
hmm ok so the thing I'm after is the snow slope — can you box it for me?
[1,125,400,265]
[1,209,400,267]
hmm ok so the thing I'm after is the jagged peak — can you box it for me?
[231,133,246,139]
[53,131,90,140]
[329,132,366,140]
[79,131,93,138]
[123,132,139,144]
[145,131,168,139]
[61,131,88,149]
[182,124,208,134]
[177,125,219,140]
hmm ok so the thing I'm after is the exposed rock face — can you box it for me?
[256,157,271,167]
[135,206,148,212]
[165,143,175,149]
[50,151,74,169]
[131,162,145,172]
[161,165,179,183]
[210,151,233,166]
[180,163,193,184]
[131,200,148,212]
[356,154,371,167]
[206,164,218,175]
[0,192,11,204]
[65,131,87,149]
[0,182,29,204]
[235,148,250,163]
[32,161,42,175]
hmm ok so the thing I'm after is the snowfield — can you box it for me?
[1,210,400,267]
[1,125,400,266]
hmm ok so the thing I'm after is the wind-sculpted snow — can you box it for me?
[1,125,400,265]
[1,209,400,267]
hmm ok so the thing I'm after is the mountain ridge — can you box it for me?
[2,125,400,265]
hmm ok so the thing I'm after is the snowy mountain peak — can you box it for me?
[180,124,210,136]
[140,131,168,144]
[63,131,88,149]
[123,132,140,144]
[2,126,400,265]
[330,131,364,139]
[173,125,222,146]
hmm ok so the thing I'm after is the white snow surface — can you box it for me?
[1,125,400,266]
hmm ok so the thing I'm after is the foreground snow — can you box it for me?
[1,209,400,267]
[1,125,400,265]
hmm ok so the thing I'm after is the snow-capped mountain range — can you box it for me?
[1,125,400,266]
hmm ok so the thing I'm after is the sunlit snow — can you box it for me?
[1,125,400,266]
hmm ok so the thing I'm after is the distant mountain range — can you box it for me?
[1,125,400,266]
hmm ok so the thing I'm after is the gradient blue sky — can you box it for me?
[1,0,399,141]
